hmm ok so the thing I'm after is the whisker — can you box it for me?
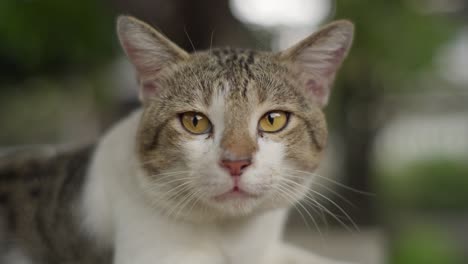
[276,184,324,242]
[145,183,189,212]
[186,189,204,216]
[183,59,205,99]
[280,177,359,232]
[183,26,196,52]
[279,185,354,233]
[173,188,200,219]
[307,190,360,232]
[209,29,215,55]
[310,189,359,231]
[316,201,329,232]
[281,176,343,229]
[163,183,195,218]
[149,180,193,205]
[141,170,191,182]
[148,175,194,187]
[306,180,357,209]
[145,170,191,176]
[273,189,311,231]
[283,169,375,196]
[302,195,355,233]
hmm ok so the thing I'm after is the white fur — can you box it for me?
[81,107,349,264]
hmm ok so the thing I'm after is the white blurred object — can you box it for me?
[273,27,322,51]
[230,0,333,50]
[230,0,331,27]
[437,27,468,87]
[375,112,468,170]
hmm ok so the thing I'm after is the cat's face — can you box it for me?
[117,16,353,221]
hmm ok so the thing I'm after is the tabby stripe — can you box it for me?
[145,119,170,152]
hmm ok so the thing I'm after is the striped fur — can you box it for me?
[0,146,111,264]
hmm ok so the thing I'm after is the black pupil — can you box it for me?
[267,114,275,125]
[192,115,199,127]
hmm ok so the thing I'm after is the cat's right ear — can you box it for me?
[117,16,189,101]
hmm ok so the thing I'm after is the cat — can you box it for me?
[0,15,354,264]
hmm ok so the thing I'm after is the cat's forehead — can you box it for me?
[209,47,258,66]
[161,48,306,109]
[193,47,268,81]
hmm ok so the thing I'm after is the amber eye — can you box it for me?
[180,112,212,134]
[258,111,289,133]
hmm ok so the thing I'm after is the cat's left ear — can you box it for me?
[117,16,189,101]
[279,20,354,108]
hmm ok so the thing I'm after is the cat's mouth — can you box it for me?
[213,187,258,201]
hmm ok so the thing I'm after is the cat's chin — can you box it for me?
[156,191,289,223]
[213,187,259,201]
[202,193,279,221]
[175,195,265,222]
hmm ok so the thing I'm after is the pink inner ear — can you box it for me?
[307,79,326,99]
[321,47,346,77]
[330,47,346,65]
[141,81,159,98]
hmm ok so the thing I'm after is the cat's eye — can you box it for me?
[258,111,289,133]
[180,112,212,134]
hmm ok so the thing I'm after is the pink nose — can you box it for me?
[220,159,252,177]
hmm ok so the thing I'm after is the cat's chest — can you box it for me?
[215,215,286,263]
[216,232,271,263]
[114,208,286,264]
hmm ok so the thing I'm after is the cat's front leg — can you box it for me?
[116,252,226,264]
[160,250,227,264]
[114,243,227,264]
[266,242,353,264]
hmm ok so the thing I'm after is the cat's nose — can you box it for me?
[220,159,252,177]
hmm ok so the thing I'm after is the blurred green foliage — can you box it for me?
[0,0,115,80]
[0,73,116,145]
[335,0,457,87]
[392,224,464,264]
[321,1,462,231]
[380,158,468,210]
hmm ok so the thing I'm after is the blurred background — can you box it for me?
[1,0,467,263]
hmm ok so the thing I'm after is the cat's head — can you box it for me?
[117,16,353,221]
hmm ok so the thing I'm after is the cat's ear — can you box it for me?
[117,16,189,101]
[278,20,354,108]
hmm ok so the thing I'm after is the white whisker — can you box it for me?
[280,176,359,232]
[278,185,324,240]
[283,168,375,196]
[275,184,323,241]
[273,188,311,231]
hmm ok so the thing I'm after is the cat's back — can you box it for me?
[0,145,111,264]
[0,145,89,217]
[0,146,61,196]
